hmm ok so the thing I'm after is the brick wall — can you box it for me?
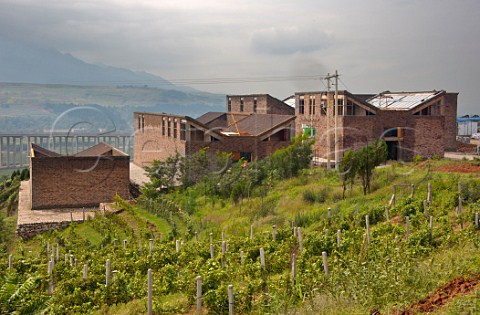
[134,112,187,166]
[227,94,294,115]
[187,136,290,161]
[443,93,458,151]
[31,156,130,209]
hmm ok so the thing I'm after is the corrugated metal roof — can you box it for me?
[367,91,441,110]
[283,95,295,108]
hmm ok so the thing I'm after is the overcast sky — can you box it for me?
[1,0,479,114]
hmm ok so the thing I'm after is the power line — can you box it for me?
[63,74,329,86]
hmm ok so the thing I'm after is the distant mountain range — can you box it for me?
[0,39,225,133]
[0,38,193,91]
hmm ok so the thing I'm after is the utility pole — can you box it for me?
[334,70,339,170]
[325,73,331,170]
[325,71,340,170]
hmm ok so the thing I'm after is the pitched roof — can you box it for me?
[367,90,444,111]
[74,142,128,157]
[30,143,61,158]
[196,112,226,125]
[30,142,128,158]
[222,114,294,136]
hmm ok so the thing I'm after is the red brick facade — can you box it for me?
[227,94,295,115]
[295,90,457,161]
[30,144,130,209]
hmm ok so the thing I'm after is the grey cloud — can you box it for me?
[251,26,333,55]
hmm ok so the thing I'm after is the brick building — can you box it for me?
[30,142,130,209]
[294,90,458,162]
[133,94,295,166]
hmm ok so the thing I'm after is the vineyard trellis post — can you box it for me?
[196,276,202,314]
[228,284,234,315]
[337,229,341,247]
[106,259,111,286]
[148,268,153,315]
[83,264,87,280]
[8,254,12,270]
[322,251,329,277]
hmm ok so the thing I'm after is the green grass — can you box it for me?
[2,159,480,314]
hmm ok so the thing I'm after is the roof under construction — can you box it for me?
[367,90,444,111]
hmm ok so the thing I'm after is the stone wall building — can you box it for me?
[30,142,130,209]
[134,94,295,166]
[294,90,458,162]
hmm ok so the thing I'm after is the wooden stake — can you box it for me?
[106,259,110,286]
[297,227,303,252]
[8,254,12,270]
[322,251,329,277]
[250,225,254,240]
[147,269,153,315]
[393,185,396,207]
[228,285,234,315]
[259,248,265,270]
[210,244,214,259]
[149,239,154,254]
[83,264,87,280]
[476,213,479,230]
[272,225,276,241]
[123,239,127,249]
[240,251,244,264]
[176,240,180,252]
[385,206,389,221]
[209,233,213,243]
[196,276,202,314]
[337,229,341,247]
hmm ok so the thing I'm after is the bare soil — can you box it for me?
[436,162,480,174]
[373,275,479,314]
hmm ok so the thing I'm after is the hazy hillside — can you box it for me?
[0,39,225,132]
[0,38,193,91]
[0,83,225,132]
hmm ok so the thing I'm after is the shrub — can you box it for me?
[302,188,328,204]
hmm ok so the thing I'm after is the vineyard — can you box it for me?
[1,158,480,314]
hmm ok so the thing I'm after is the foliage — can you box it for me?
[338,149,357,199]
[267,133,314,180]
[354,140,387,195]
[3,160,480,314]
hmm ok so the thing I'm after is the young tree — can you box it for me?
[144,152,182,194]
[355,140,387,195]
[339,149,357,199]
[267,132,314,180]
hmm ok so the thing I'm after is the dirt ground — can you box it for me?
[436,162,480,174]
[372,275,479,314]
